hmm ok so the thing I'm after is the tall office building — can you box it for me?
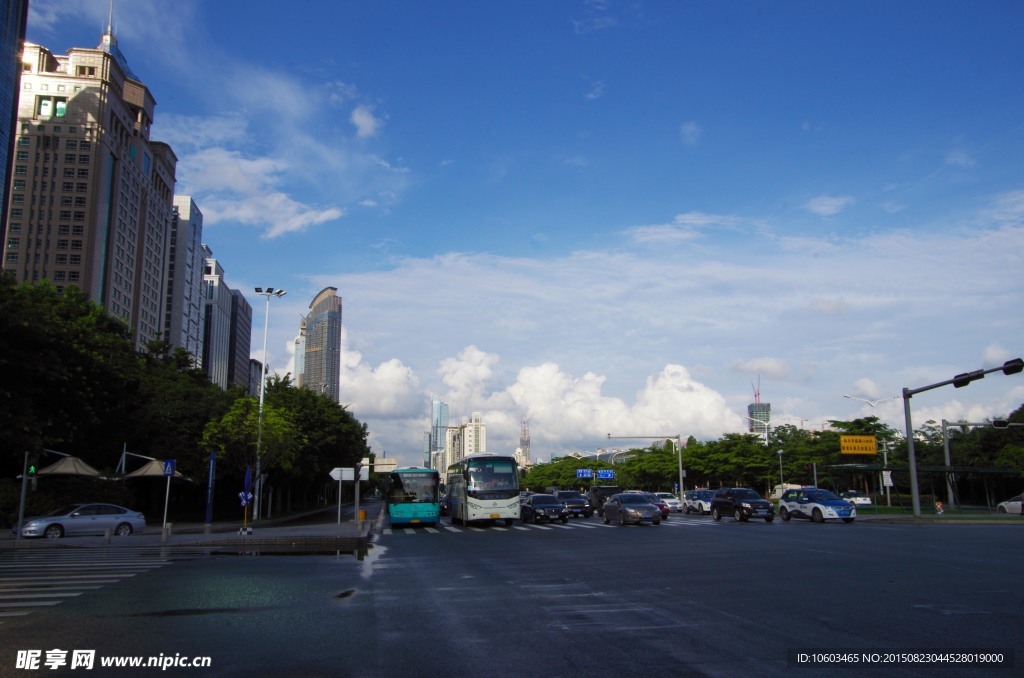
[747,401,771,439]
[228,289,252,390]
[163,195,205,365]
[201,245,232,389]
[300,287,342,401]
[3,25,177,350]
[1,0,29,243]
[430,398,449,466]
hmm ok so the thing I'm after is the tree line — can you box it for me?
[0,274,371,526]
[524,412,1024,507]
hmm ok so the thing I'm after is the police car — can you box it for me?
[778,488,856,523]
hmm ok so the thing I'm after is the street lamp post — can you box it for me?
[902,358,1023,517]
[253,287,286,523]
[777,449,784,487]
[743,415,770,446]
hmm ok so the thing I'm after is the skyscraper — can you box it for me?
[300,287,342,401]
[430,398,449,465]
[3,23,177,350]
[228,289,252,390]
[0,0,29,243]
[201,245,232,389]
[163,195,205,364]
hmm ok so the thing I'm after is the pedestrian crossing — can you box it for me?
[0,549,178,623]
[382,515,719,535]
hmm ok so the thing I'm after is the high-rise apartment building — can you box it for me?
[3,26,177,350]
[299,287,342,401]
[1,0,29,242]
[163,195,204,364]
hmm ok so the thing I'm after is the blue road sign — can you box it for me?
[576,468,594,479]
[163,459,176,476]
[597,469,615,480]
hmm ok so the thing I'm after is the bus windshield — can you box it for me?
[467,458,518,497]
[388,471,439,504]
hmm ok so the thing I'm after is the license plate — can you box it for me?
[489,513,501,519]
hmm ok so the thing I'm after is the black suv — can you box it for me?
[588,485,623,516]
[554,490,594,518]
[710,487,775,523]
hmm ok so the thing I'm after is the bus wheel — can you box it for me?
[505,519,513,527]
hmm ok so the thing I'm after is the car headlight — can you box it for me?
[625,508,640,517]
[740,502,753,509]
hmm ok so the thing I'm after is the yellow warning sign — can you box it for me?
[840,435,877,455]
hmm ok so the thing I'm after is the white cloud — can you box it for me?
[680,121,702,146]
[805,195,855,216]
[351,105,383,139]
[945,149,976,168]
[732,358,790,380]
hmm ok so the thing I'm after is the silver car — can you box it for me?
[601,493,662,526]
[13,503,147,539]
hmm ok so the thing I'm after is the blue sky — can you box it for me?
[28,0,1024,467]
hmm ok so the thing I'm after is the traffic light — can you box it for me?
[27,452,39,476]
[952,370,985,388]
[992,419,1010,429]
[1002,358,1024,375]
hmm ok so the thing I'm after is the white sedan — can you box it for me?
[654,492,683,512]
[995,495,1022,515]
[840,490,873,507]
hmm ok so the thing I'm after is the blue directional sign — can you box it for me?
[596,469,615,480]
[163,459,176,476]
[576,468,594,479]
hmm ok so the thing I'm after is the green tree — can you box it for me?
[201,397,302,476]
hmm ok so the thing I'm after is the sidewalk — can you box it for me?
[1,504,382,550]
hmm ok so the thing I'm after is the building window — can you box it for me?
[16,151,28,161]
[73,211,85,221]
[76,66,96,77]
[36,95,68,117]
[63,168,74,178]
[12,194,24,204]
[8,224,20,234]
[14,166,26,176]
[69,254,81,265]
[66,140,77,150]
[71,240,83,250]
[79,141,91,150]
[13,179,25,190]
[56,239,68,250]
[62,182,73,192]
[78,154,89,164]
[58,224,70,235]
[75,183,87,193]
[55,253,68,264]
[54,271,66,281]
[5,253,17,264]
[68,271,80,282]
[72,225,84,236]
[59,209,71,220]
[64,153,76,163]
[10,208,22,218]
[6,238,20,249]
[77,169,89,178]
[74,197,86,207]
[60,197,72,207]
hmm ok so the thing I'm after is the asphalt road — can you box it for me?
[1,511,1020,677]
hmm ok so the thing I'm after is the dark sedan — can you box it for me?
[521,494,569,524]
[601,493,662,526]
[554,490,594,518]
